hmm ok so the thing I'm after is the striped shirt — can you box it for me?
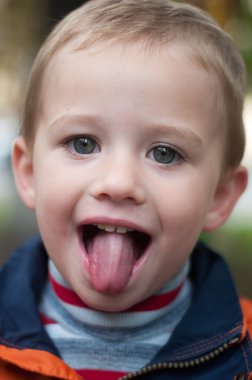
[40,260,192,380]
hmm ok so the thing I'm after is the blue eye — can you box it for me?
[68,136,99,155]
[148,145,181,164]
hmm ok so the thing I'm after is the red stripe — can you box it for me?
[50,275,88,308]
[40,312,57,325]
[50,275,184,312]
[76,369,126,380]
[129,282,183,312]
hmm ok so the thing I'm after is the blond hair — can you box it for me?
[22,0,246,168]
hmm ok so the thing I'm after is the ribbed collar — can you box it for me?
[46,259,191,329]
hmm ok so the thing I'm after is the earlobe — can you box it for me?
[203,166,248,232]
[12,136,35,210]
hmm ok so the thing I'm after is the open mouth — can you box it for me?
[82,224,151,260]
[79,223,152,294]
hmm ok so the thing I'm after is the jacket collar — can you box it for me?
[0,236,59,356]
[155,242,244,362]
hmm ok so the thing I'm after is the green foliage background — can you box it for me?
[202,226,252,298]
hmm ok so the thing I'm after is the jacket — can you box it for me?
[0,236,252,380]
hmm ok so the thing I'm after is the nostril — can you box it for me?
[90,181,146,204]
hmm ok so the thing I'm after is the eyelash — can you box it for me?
[63,136,186,165]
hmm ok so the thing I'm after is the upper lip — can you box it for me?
[77,217,151,236]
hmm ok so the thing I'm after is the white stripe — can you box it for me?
[44,322,173,347]
[49,261,71,288]
[44,324,79,339]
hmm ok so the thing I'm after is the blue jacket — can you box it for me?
[0,236,252,380]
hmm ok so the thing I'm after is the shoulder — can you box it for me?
[240,297,252,338]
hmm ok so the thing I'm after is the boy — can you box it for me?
[0,0,251,379]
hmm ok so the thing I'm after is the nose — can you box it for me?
[89,154,146,204]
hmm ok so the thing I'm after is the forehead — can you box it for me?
[40,40,221,142]
[44,39,219,98]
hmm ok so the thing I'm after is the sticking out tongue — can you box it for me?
[87,231,137,294]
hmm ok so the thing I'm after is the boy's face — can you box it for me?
[14,42,243,311]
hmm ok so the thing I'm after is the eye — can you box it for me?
[67,136,100,155]
[148,145,182,165]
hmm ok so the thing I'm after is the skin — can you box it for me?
[13,41,248,312]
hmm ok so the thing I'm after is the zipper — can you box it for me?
[119,336,240,379]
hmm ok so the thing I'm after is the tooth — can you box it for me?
[96,224,134,233]
[97,224,106,230]
[116,226,128,234]
[97,224,115,232]
[104,225,116,232]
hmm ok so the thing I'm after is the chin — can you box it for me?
[82,290,138,313]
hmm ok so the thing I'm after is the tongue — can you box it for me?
[87,231,136,294]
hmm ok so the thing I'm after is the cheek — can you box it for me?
[154,192,209,281]
[33,163,78,233]
[156,180,214,235]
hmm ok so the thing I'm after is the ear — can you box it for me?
[12,136,35,210]
[203,166,248,232]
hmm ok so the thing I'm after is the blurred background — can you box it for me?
[0,0,251,296]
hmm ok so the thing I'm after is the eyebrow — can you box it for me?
[49,114,101,130]
[49,113,203,147]
[143,123,203,148]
